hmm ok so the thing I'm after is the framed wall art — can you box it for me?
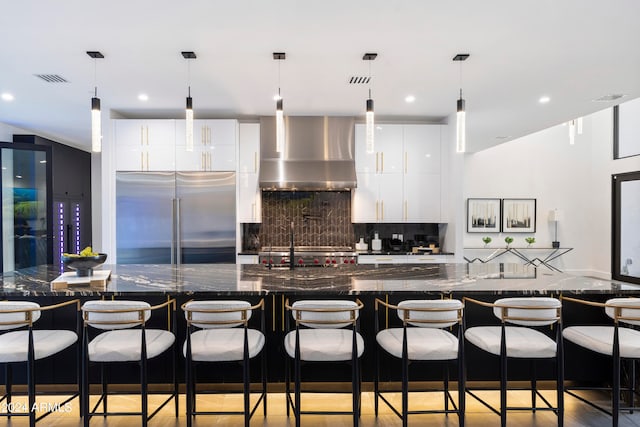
[502,198,536,233]
[467,198,501,233]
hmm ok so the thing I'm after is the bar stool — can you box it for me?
[374,298,465,427]
[81,299,178,427]
[182,299,266,427]
[464,297,563,427]
[0,300,80,427]
[562,296,640,427]
[284,299,365,427]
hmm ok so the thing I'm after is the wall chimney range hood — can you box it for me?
[259,116,357,191]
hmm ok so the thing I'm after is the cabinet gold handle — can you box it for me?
[376,152,379,174]
[405,152,408,174]
[207,127,211,145]
[208,152,211,170]
[381,152,384,173]
[146,126,149,145]
[404,200,408,220]
[141,152,144,170]
[375,201,379,221]
[140,126,144,146]
[254,152,258,173]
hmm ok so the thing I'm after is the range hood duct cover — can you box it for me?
[259,116,357,191]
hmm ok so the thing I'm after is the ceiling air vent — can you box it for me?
[34,74,68,83]
[349,76,371,84]
[593,94,625,102]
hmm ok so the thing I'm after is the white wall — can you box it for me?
[0,122,29,141]
[463,108,640,278]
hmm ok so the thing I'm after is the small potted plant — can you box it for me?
[482,236,492,247]
[504,236,514,248]
[525,237,536,247]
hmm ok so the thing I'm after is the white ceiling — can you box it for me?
[1,0,639,152]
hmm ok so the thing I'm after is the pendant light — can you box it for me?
[453,53,470,153]
[363,53,377,154]
[568,117,583,145]
[87,51,104,153]
[274,52,286,153]
[182,51,196,152]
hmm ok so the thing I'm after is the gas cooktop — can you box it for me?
[258,246,357,267]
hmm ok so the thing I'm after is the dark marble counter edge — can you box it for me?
[2,263,639,297]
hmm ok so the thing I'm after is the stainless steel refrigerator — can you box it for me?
[116,171,236,264]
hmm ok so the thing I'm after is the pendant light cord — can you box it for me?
[93,58,98,97]
[458,60,463,100]
[368,59,372,99]
[187,58,191,97]
[277,57,282,98]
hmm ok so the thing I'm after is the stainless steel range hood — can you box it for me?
[259,116,356,191]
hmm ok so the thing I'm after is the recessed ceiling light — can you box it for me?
[376,126,383,130]
[39,160,47,164]
[405,95,416,103]
[539,96,551,104]
[1,93,14,101]
[16,175,22,179]
[273,94,282,101]
[138,94,149,101]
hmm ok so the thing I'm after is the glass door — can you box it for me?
[612,171,640,284]
[1,144,52,272]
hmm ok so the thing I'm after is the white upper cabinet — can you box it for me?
[355,124,403,174]
[114,120,176,171]
[403,124,441,174]
[353,123,444,223]
[175,119,237,171]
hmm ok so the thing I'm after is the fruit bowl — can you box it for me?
[62,253,108,277]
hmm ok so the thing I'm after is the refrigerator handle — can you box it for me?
[176,198,182,265]
[171,198,176,265]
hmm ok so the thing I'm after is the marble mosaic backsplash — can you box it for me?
[259,191,355,249]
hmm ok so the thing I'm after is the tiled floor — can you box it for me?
[3,389,640,426]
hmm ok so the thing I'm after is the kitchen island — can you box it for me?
[0,262,635,296]
[1,263,638,386]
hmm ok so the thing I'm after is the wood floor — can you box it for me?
[3,390,640,426]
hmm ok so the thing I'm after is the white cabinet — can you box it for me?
[237,254,259,264]
[358,254,454,264]
[353,123,444,223]
[238,172,261,222]
[378,173,404,222]
[357,255,407,264]
[355,124,403,174]
[352,173,379,222]
[237,123,261,223]
[114,120,176,171]
[403,125,441,174]
[406,254,454,263]
[403,173,441,222]
[175,119,237,171]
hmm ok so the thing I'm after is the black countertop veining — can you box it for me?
[1,263,637,296]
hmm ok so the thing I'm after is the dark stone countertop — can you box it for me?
[1,263,638,297]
